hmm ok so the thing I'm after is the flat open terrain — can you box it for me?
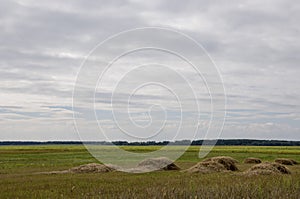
[0,145,300,198]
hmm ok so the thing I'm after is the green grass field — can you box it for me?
[1,145,300,198]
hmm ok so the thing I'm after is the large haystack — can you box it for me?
[245,162,291,175]
[137,157,180,171]
[275,158,298,165]
[69,163,115,173]
[185,156,239,173]
[203,156,239,171]
[244,157,262,164]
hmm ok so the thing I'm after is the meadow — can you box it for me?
[0,145,300,198]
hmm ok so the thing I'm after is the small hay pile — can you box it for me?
[41,163,116,174]
[69,163,115,173]
[137,157,180,171]
[244,157,262,164]
[244,162,291,175]
[185,156,239,173]
[275,158,298,165]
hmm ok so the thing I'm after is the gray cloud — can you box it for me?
[0,0,299,140]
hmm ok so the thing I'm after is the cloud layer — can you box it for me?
[0,0,299,141]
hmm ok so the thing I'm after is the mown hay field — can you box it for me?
[0,145,300,198]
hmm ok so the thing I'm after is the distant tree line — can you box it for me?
[0,139,300,146]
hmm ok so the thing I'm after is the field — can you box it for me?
[0,145,300,198]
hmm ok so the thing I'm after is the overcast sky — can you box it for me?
[0,0,300,141]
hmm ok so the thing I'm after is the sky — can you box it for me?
[0,0,300,141]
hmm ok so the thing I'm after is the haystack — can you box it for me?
[185,156,239,173]
[245,162,291,175]
[275,158,298,165]
[203,156,239,171]
[244,157,262,164]
[69,163,115,173]
[38,163,116,174]
[185,161,227,173]
[137,157,180,171]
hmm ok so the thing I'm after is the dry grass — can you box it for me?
[275,158,298,165]
[69,163,115,173]
[184,161,228,173]
[185,156,239,173]
[40,163,116,174]
[244,162,291,175]
[244,157,262,164]
[137,157,180,171]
